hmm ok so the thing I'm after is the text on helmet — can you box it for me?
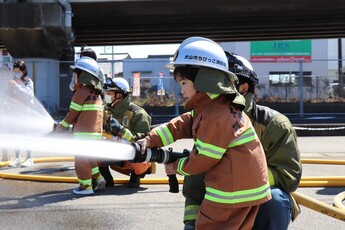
[77,63,98,75]
[184,55,226,68]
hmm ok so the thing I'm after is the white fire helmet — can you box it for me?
[103,77,131,94]
[71,56,100,80]
[234,55,254,71]
[167,37,236,78]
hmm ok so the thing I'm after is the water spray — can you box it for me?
[0,134,137,161]
[0,133,189,192]
[1,68,190,192]
[0,69,55,136]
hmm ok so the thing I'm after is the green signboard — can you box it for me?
[250,40,312,62]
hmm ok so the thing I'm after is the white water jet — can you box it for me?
[0,134,136,160]
[0,69,136,161]
[0,69,54,136]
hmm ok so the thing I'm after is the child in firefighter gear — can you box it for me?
[8,60,34,167]
[69,47,105,92]
[226,53,302,230]
[56,56,106,195]
[137,37,271,230]
[100,77,154,188]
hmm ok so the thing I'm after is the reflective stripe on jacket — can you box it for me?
[61,85,103,139]
[149,92,271,208]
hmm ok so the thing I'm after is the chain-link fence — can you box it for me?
[252,59,345,103]
[1,58,345,115]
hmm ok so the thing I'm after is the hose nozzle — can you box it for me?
[131,142,189,164]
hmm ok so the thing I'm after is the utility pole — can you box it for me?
[338,38,343,86]
[112,45,114,77]
[100,46,128,78]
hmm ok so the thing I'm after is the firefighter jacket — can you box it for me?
[243,93,302,193]
[148,92,271,209]
[103,94,153,175]
[104,94,151,141]
[59,85,103,139]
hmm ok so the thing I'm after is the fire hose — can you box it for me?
[1,154,345,221]
[291,191,345,221]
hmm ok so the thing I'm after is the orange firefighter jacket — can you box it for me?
[148,92,271,209]
[59,85,103,138]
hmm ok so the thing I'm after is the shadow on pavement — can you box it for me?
[316,187,345,195]
[0,188,76,209]
[0,185,151,210]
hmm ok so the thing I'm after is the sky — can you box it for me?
[75,44,180,59]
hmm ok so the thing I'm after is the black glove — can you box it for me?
[104,118,124,136]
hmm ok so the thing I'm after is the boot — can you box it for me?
[127,172,140,188]
[99,166,114,187]
[184,220,196,230]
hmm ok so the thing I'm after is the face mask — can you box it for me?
[14,72,22,79]
[104,94,113,104]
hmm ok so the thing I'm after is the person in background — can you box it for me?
[56,56,106,195]
[100,77,155,188]
[226,52,302,230]
[8,60,35,167]
[137,37,271,229]
[69,47,105,92]
[0,64,10,162]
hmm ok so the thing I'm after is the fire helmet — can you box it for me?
[225,52,259,85]
[70,56,102,90]
[167,37,236,79]
[71,56,100,80]
[103,77,131,95]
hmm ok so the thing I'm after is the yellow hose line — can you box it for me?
[302,176,345,181]
[334,192,345,210]
[299,180,345,187]
[0,171,183,184]
[1,172,344,187]
[0,157,345,186]
[291,191,345,221]
[301,159,345,165]
[0,172,77,183]
[0,157,74,167]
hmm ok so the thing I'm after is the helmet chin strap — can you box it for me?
[108,98,117,107]
[239,88,248,96]
[110,96,122,107]
[107,91,123,107]
[107,101,115,107]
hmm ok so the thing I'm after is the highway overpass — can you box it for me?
[1,0,345,58]
[0,0,345,115]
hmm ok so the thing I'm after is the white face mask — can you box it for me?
[104,94,113,104]
[14,72,22,79]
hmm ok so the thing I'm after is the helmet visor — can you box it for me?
[103,78,128,94]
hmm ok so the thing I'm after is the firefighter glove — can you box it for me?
[105,118,124,136]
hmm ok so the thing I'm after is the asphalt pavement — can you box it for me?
[0,136,345,230]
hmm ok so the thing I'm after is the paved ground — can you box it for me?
[0,136,345,229]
